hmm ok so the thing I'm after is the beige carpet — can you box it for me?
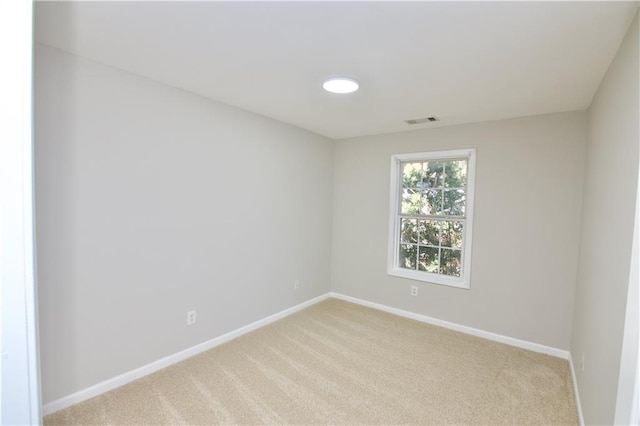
[44,298,578,425]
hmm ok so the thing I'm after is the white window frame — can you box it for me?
[387,149,476,289]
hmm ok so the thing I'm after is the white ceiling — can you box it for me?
[35,1,639,140]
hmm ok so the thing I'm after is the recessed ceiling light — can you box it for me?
[323,77,359,94]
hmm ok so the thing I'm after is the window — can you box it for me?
[387,149,476,289]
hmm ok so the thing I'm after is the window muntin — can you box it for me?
[388,150,475,288]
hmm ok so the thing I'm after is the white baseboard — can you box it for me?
[42,293,331,416]
[44,291,580,419]
[330,292,570,359]
[331,293,585,423]
[568,353,585,425]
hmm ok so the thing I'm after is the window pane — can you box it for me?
[391,150,475,287]
[400,219,418,243]
[441,221,463,249]
[401,188,421,214]
[444,160,467,188]
[440,249,461,277]
[418,246,439,273]
[422,161,444,189]
[421,189,443,215]
[399,244,417,270]
[402,163,422,188]
[418,220,440,246]
[443,189,465,216]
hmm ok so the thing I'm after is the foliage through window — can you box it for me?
[388,149,476,288]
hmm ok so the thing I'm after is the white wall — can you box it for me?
[0,1,41,424]
[332,112,587,350]
[34,44,334,404]
[615,177,639,425]
[571,12,639,425]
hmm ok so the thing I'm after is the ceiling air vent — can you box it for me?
[405,116,439,125]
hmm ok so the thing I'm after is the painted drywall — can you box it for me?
[0,1,41,424]
[332,111,587,350]
[615,178,639,425]
[34,44,334,403]
[571,11,639,425]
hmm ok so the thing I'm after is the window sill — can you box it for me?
[387,267,470,289]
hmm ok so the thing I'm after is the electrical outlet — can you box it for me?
[294,280,300,290]
[411,286,418,296]
[187,310,196,325]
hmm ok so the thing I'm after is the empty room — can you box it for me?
[2,1,639,425]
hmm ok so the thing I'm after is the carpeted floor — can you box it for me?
[44,298,578,425]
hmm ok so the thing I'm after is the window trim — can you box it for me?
[387,149,476,289]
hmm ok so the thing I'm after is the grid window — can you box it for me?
[388,149,476,288]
